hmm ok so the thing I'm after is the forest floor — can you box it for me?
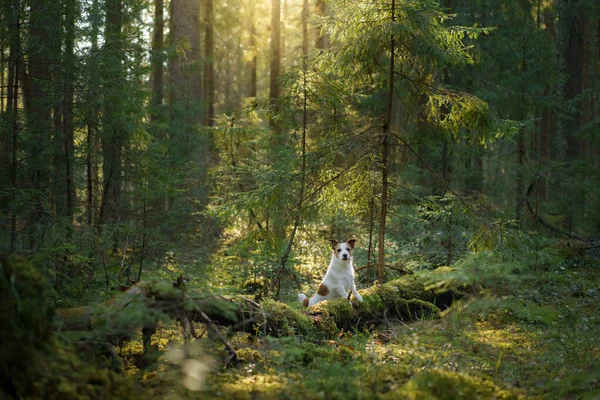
[120,246,600,399]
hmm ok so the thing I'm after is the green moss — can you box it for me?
[401,299,441,321]
[312,298,355,330]
[0,256,137,399]
[387,369,523,400]
[386,275,436,303]
[358,285,384,314]
[0,256,55,395]
[261,299,316,336]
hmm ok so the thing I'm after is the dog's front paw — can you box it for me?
[355,293,363,302]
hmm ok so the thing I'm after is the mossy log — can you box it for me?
[54,268,467,341]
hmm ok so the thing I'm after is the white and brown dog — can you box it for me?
[298,239,363,307]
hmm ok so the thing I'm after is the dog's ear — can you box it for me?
[346,238,357,249]
[328,239,339,249]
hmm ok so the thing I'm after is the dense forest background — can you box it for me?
[1,0,600,398]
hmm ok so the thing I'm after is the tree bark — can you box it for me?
[556,0,584,233]
[204,0,214,126]
[248,17,257,98]
[6,0,21,252]
[100,0,124,238]
[169,0,202,121]
[315,0,328,50]
[269,0,281,126]
[377,0,395,283]
[63,0,77,239]
[151,0,164,122]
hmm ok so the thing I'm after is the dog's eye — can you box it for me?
[337,249,341,252]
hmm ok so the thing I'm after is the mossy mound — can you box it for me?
[1,255,55,395]
[0,256,136,399]
[384,369,523,400]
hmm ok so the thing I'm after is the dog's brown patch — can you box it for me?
[303,297,309,307]
[317,284,330,296]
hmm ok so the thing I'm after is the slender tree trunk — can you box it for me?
[249,18,257,97]
[1,47,4,113]
[26,0,59,248]
[269,0,281,127]
[377,0,395,283]
[274,55,308,296]
[151,0,164,122]
[63,0,77,239]
[169,0,202,119]
[302,0,308,57]
[556,0,584,233]
[204,0,214,126]
[7,0,21,252]
[281,0,287,67]
[315,0,328,50]
[100,0,124,241]
[86,0,101,227]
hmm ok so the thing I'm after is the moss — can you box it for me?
[261,299,316,336]
[0,255,55,396]
[401,299,441,322]
[312,298,355,330]
[357,285,384,314]
[0,256,137,399]
[385,275,436,303]
[386,369,524,400]
[240,276,270,296]
[236,348,264,363]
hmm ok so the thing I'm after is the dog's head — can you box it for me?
[328,239,357,261]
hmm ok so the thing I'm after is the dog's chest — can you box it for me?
[324,265,353,291]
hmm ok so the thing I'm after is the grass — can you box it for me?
[120,252,600,399]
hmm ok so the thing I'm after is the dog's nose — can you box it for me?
[342,254,348,260]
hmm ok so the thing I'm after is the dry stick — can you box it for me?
[186,293,239,367]
[199,310,239,367]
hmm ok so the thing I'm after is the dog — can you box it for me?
[298,239,363,307]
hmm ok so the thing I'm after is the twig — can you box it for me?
[185,293,240,367]
[197,310,240,368]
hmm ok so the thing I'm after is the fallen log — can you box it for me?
[56,267,466,341]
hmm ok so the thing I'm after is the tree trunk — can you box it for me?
[377,0,395,283]
[99,0,124,240]
[6,0,21,252]
[151,0,164,122]
[249,18,257,97]
[25,0,59,247]
[204,0,214,127]
[269,0,281,127]
[86,0,101,227]
[169,0,202,121]
[315,0,328,50]
[302,0,308,57]
[556,0,584,233]
[63,0,77,239]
